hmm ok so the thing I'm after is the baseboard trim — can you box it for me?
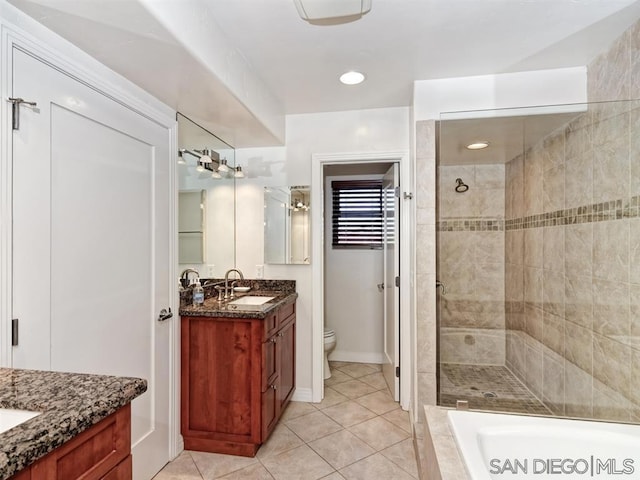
[291,387,313,402]
[329,350,385,364]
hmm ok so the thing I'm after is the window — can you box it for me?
[331,180,395,249]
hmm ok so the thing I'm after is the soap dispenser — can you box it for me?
[192,278,204,306]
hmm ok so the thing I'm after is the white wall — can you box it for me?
[324,174,384,364]
[234,107,410,400]
[413,67,588,120]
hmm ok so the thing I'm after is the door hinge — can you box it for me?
[394,186,400,198]
[395,276,400,287]
[403,192,413,200]
[11,319,18,346]
[8,97,37,131]
[395,366,400,378]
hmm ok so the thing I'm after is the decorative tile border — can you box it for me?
[505,195,640,231]
[437,217,504,232]
[437,196,640,232]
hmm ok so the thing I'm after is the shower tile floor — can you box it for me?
[439,363,552,415]
[154,362,417,480]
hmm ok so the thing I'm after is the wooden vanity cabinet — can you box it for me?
[9,404,132,480]
[181,301,296,457]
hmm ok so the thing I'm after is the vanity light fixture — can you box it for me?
[211,170,222,179]
[234,166,245,179]
[199,148,213,163]
[196,161,205,173]
[177,150,186,165]
[218,158,230,173]
[466,141,489,150]
[340,71,365,85]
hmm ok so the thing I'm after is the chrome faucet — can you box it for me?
[224,268,244,299]
[180,268,199,289]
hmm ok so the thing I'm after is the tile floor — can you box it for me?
[153,362,418,480]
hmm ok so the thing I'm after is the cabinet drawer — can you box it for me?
[263,312,278,339]
[278,302,295,324]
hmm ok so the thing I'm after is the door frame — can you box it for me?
[311,151,411,409]
[0,7,181,459]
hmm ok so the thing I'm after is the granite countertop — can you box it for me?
[180,279,297,319]
[0,368,147,479]
[180,290,298,319]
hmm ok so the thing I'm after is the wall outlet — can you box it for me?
[256,265,264,279]
[206,264,215,277]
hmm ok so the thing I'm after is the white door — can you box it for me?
[382,164,400,400]
[11,48,172,479]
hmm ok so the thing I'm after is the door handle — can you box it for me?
[157,307,173,322]
[377,283,385,292]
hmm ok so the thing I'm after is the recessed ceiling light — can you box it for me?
[340,71,365,85]
[466,141,489,150]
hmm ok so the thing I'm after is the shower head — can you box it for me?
[455,178,469,193]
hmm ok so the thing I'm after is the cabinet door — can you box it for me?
[182,317,261,443]
[262,336,277,392]
[261,378,278,440]
[277,318,296,410]
[100,455,132,480]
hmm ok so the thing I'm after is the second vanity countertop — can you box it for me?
[179,278,297,319]
[0,368,146,480]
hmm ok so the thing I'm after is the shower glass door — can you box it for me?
[436,99,640,424]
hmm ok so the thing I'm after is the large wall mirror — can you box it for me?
[178,113,235,276]
[264,186,310,264]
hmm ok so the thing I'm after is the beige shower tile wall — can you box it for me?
[416,120,437,412]
[503,15,640,420]
[438,164,506,366]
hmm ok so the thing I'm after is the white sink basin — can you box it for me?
[229,296,275,306]
[0,409,40,434]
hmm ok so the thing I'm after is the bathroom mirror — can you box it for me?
[178,190,206,264]
[264,186,310,264]
[178,113,236,276]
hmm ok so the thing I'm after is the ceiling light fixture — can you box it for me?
[294,0,371,22]
[466,141,490,150]
[340,71,365,85]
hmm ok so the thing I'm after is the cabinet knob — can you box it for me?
[270,384,277,390]
[270,337,277,343]
[278,332,285,337]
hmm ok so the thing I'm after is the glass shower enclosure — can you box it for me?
[436,99,640,423]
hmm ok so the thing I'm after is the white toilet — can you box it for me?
[323,328,337,379]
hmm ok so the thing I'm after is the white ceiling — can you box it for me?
[7,0,640,146]
[203,0,640,114]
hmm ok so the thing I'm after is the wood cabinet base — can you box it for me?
[181,302,296,457]
[9,405,132,480]
[183,437,259,457]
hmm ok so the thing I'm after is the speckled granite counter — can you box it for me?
[0,368,147,480]
[180,279,297,319]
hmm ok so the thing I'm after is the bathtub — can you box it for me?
[448,410,640,480]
